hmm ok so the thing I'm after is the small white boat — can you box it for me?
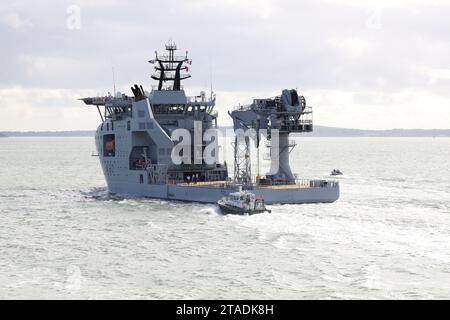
[330,169,343,176]
[218,191,271,215]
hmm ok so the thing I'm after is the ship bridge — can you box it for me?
[146,42,218,136]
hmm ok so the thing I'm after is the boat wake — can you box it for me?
[199,206,222,216]
[81,187,124,201]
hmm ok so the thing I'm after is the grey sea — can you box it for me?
[0,137,449,299]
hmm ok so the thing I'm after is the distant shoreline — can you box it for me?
[1,126,450,137]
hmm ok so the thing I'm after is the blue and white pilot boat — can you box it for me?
[218,191,271,215]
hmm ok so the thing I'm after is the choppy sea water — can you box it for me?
[0,137,449,299]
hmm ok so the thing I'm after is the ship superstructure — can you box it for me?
[80,42,339,204]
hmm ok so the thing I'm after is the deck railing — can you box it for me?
[257,179,339,189]
[168,179,339,189]
[296,179,339,188]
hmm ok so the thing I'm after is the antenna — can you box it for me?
[112,66,116,97]
[209,56,214,99]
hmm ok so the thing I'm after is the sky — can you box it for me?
[1,0,449,131]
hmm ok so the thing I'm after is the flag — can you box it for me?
[185,59,192,65]
[148,59,156,64]
[186,66,189,72]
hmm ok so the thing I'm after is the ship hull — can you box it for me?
[106,180,340,204]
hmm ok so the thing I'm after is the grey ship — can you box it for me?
[80,42,339,204]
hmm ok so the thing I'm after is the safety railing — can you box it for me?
[254,179,339,189]
[296,179,339,188]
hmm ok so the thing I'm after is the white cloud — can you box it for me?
[309,89,450,129]
[325,0,447,8]
[0,12,32,29]
[428,68,450,82]
[328,37,370,58]
[1,0,450,130]
[0,87,100,131]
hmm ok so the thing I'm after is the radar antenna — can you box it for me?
[150,41,191,91]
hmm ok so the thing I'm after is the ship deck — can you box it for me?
[173,181,310,189]
[173,181,234,188]
[258,184,309,189]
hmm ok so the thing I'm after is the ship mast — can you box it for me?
[151,41,191,91]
